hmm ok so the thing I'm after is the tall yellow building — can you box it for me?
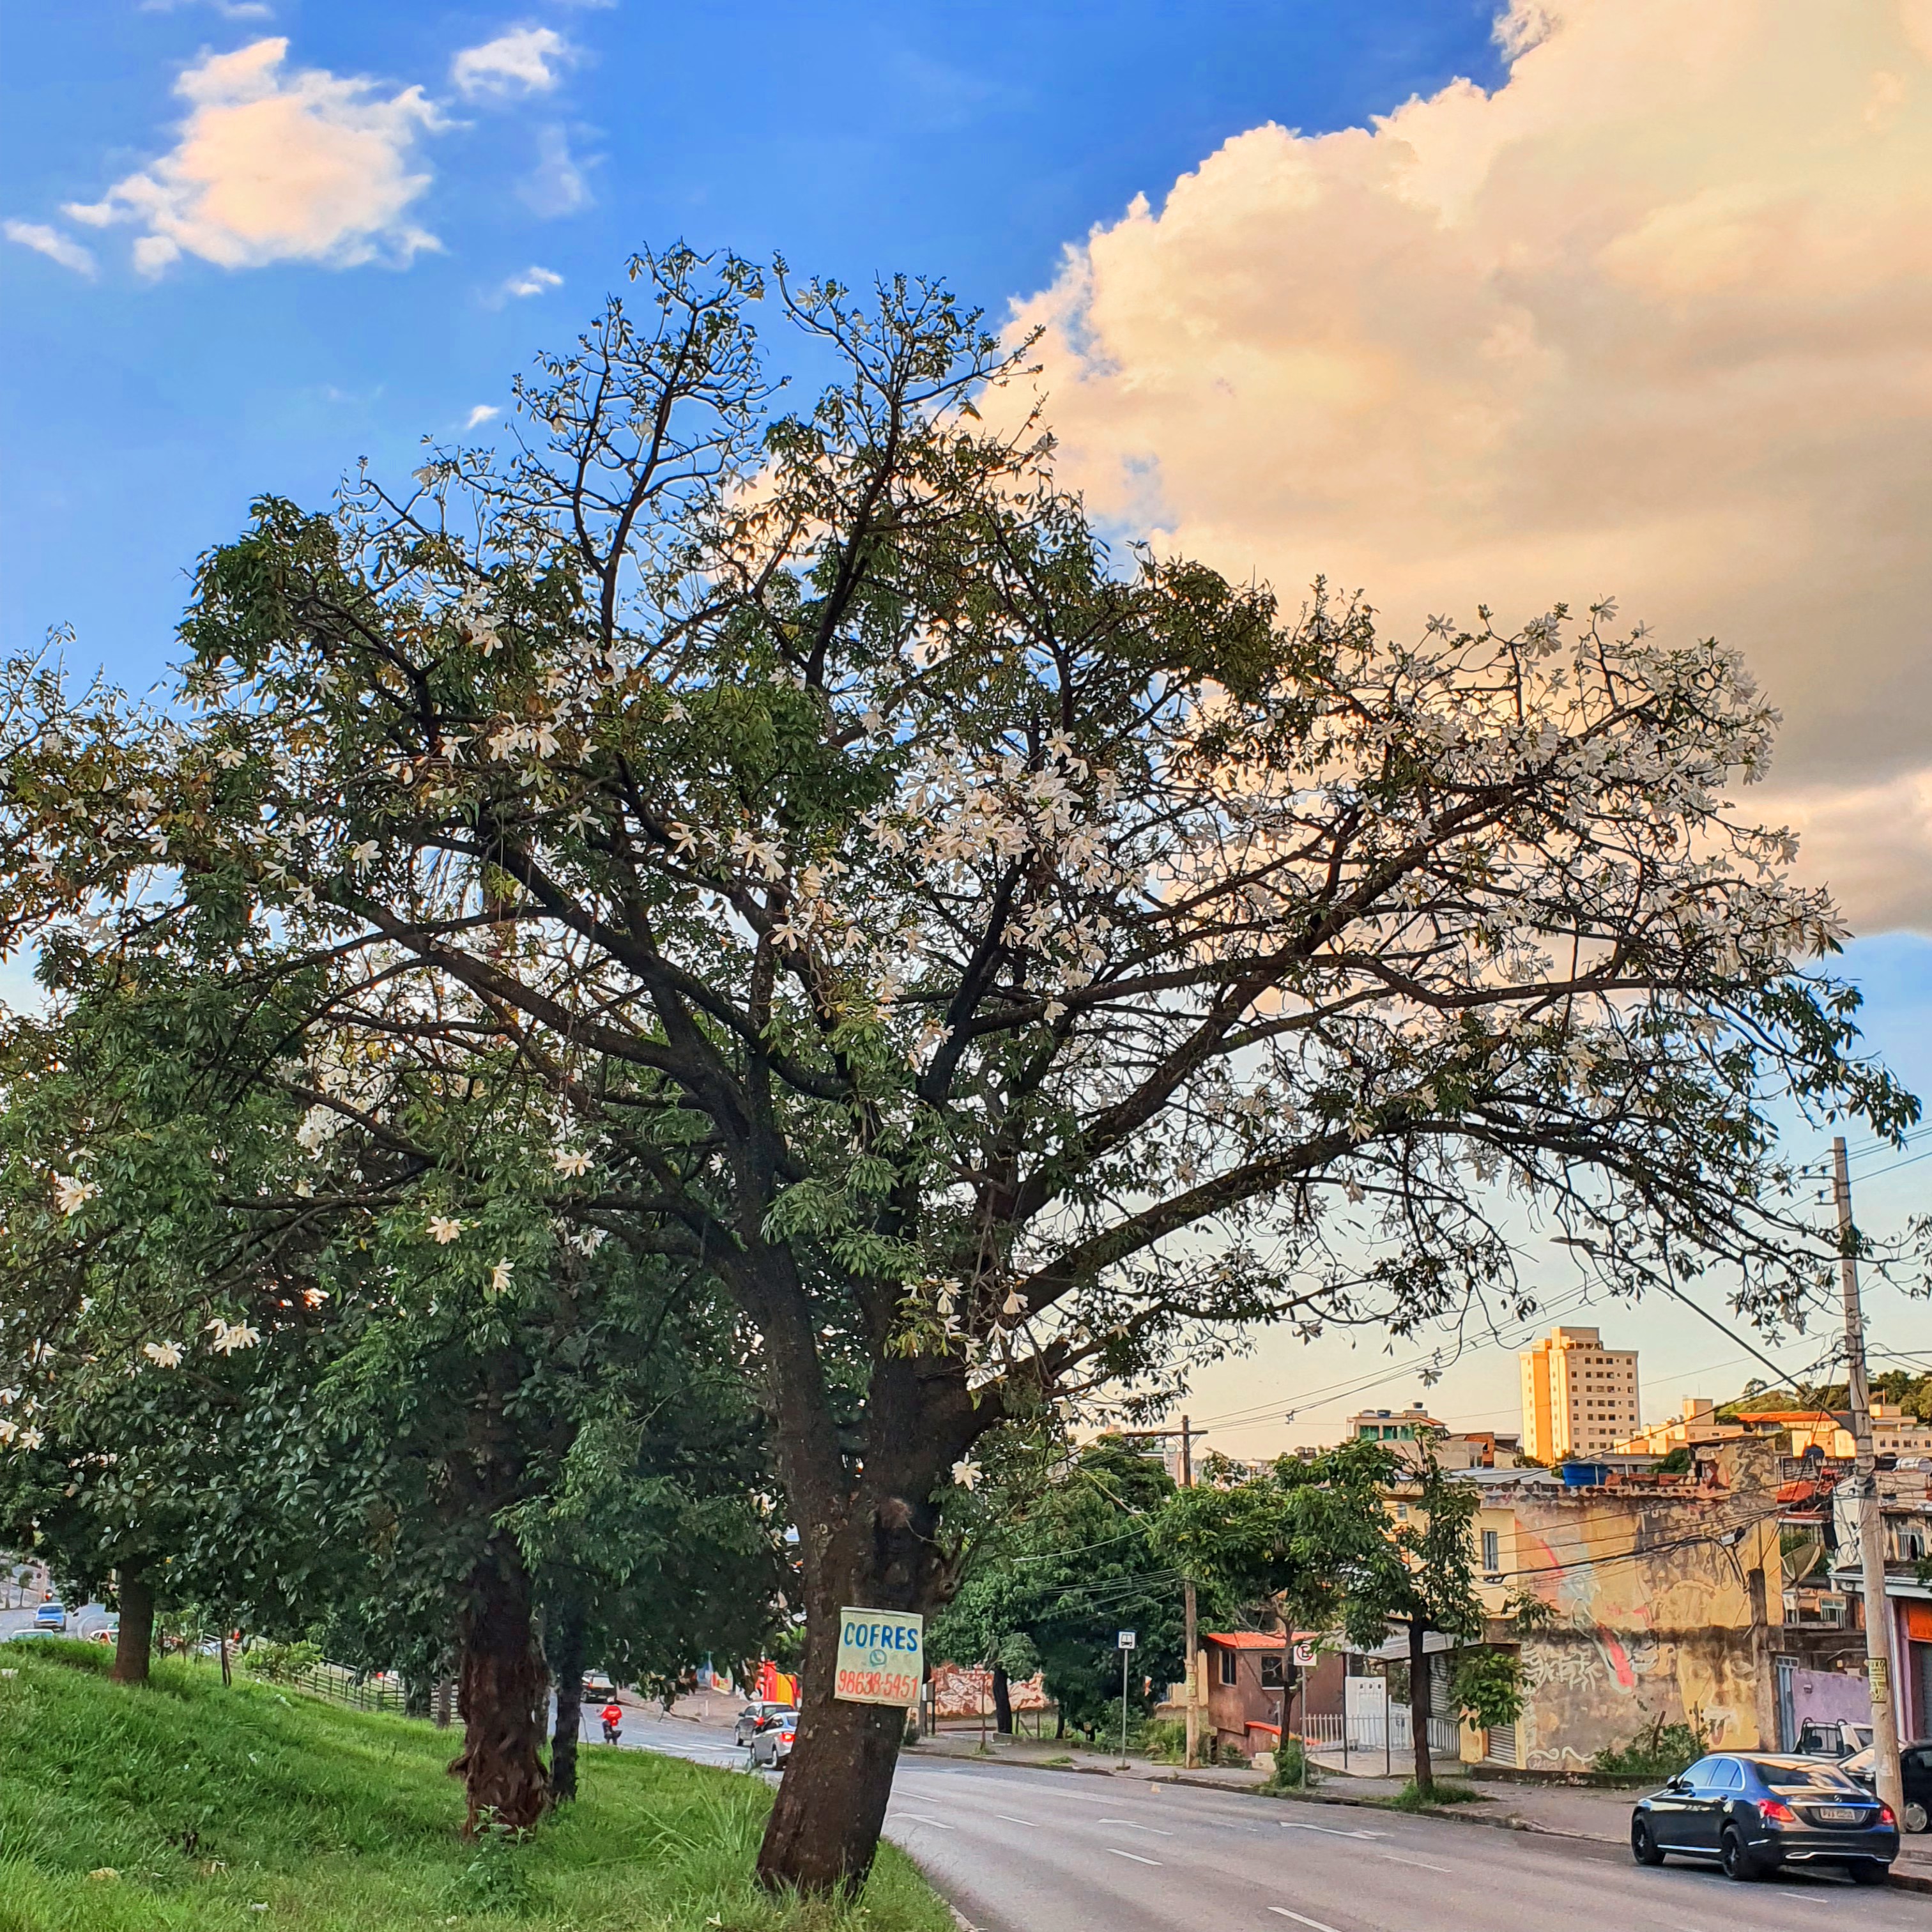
[1520,1325,1640,1462]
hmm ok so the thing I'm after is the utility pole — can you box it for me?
[1181,1414,1200,1771]
[1832,1135,1905,1822]
[1121,1420,1207,1768]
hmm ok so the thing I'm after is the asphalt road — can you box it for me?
[617,1717,1927,1932]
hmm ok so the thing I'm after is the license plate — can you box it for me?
[1814,1806,1862,1823]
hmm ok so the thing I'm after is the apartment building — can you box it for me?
[1519,1325,1641,1462]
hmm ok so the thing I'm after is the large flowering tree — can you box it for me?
[1,248,1920,1890]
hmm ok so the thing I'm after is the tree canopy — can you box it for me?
[2,244,1921,1890]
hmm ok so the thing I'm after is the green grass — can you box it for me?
[0,1642,951,1932]
[1386,1778,1488,1811]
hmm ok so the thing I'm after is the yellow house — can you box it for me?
[1460,1441,1788,1770]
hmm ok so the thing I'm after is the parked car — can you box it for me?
[749,1710,798,1769]
[581,1672,616,1701]
[1841,1738,1932,1836]
[1630,1751,1899,1883]
[32,1602,65,1632]
[1795,1717,1872,1759]
[734,1699,795,1746]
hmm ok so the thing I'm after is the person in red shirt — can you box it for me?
[599,1700,624,1744]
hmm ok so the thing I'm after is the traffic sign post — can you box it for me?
[1117,1630,1136,1763]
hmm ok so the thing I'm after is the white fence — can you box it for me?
[1301,1708,1461,1757]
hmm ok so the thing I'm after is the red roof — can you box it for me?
[1203,1631,1304,1650]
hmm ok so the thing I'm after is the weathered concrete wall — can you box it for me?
[1515,1625,1769,1767]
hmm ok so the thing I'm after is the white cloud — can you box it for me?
[521,125,590,215]
[65,38,443,275]
[464,404,498,429]
[1013,0,1932,931]
[140,0,275,18]
[4,219,96,277]
[452,26,576,100]
[502,263,563,298]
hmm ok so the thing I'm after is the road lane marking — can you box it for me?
[1268,1910,1342,1932]
[1098,1819,1174,1835]
[1278,1821,1384,1840]
[992,1815,1038,1828]
[1377,1852,1451,1873]
[892,1813,954,1829]
[1107,1848,1163,1866]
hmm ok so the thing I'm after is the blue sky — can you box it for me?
[3,0,1924,1443]
[2,0,1501,684]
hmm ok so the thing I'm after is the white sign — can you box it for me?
[1117,1629,1137,1650]
[834,1607,924,1706]
[1293,1641,1319,1668]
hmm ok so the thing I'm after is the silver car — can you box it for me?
[748,1710,798,1768]
[733,1699,794,1746]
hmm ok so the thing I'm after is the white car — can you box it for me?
[749,1710,798,1768]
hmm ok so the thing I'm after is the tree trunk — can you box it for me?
[405,1675,433,1720]
[435,1677,454,1728]
[1407,1618,1433,1797]
[991,1660,1013,1735]
[109,1567,155,1685]
[546,1597,587,1804]
[755,1464,955,1894]
[448,1535,549,1832]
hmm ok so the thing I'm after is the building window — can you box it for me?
[1482,1529,1500,1572]
[1220,1650,1238,1687]
[1261,1656,1285,1688]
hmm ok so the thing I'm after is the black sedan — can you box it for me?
[1630,1751,1899,1883]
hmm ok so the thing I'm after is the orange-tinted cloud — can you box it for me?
[1015,0,1932,930]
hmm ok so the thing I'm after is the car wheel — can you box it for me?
[1904,1800,1928,1835]
[1630,1818,1665,1867]
[1844,1860,1889,1886]
[1719,1826,1760,1882]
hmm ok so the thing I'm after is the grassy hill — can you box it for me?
[0,1641,949,1932]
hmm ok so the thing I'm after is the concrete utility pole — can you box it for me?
[1181,1414,1200,1771]
[1832,1135,1905,1823]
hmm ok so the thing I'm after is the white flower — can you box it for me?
[551,1149,592,1178]
[295,1107,342,1155]
[214,746,247,770]
[427,1215,465,1245]
[52,1174,98,1216]
[950,1459,981,1491]
[142,1340,183,1370]
[347,839,379,869]
[1000,1290,1025,1318]
[206,1319,260,1355]
[487,1257,514,1296]
[301,1287,328,1308]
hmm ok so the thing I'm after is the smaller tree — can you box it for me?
[931,1435,1190,1741]
[1347,1452,1486,1797]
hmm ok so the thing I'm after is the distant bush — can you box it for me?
[1593,1713,1706,1779]
[1264,1738,1315,1790]
[240,1640,321,1682]
[1142,1717,1188,1763]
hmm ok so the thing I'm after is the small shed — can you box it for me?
[1201,1630,1343,1757]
